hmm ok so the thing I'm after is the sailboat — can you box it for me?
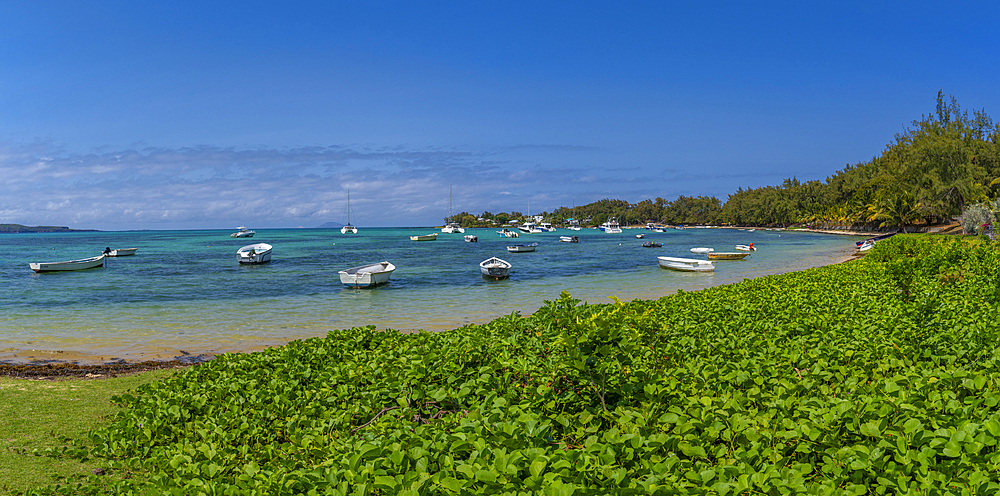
[441,185,465,233]
[341,189,358,234]
[567,196,582,230]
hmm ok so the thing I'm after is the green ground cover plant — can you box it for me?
[29,234,1000,494]
[0,370,175,495]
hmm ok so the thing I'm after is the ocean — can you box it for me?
[1,227,862,364]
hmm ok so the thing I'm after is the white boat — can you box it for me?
[480,257,511,280]
[652,228,665,233]
[464,234,478,242]
[707,252,750,260]
[441,186,465,233]
[341,189,358,234]
[735,244,756,252]
[497,228,519,238]
[538,222,555,232]
[104,248,138,257]
[29,255,105,273]
[657,256,715,272]
[559,235,579,243]
[690,247,715,254]
[518,222,543,234]
[231,226,255,238]
[339,261,395,288]
[236,243,272,264]
[507,242,538,253]
[410,233,438,241]
[636,234,645,239]
[599,219,622,234]
[566,225,582,231]
[857,240,875,252]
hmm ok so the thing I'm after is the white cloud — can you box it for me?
[0,141,680,229]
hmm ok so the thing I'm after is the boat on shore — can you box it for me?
[480,257,511,280]
[104,247,138,257]
[236,243,272,264]
[855,232,897,248]
[339,261,395,288]
[231,226,255,238]
[559,235,579,243]
[410,233,438,241]
[29,255,105,273]
[657,256,715,272]
[707,252,750,260]
[507,243,538,253]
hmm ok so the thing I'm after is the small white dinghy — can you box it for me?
[104,247,138,257]
[237,243,272,264]
[657,256,715,272]
[410,233,438,241]
[339,261,395,288]
[480,257,512,280]
[506,242,538,253]
[559,236,579,243]
[690,247,714,254]
[464,234,478,242]
[29,255,105,273]
[735,244,756,252]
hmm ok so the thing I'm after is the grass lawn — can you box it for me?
[0,370,175,495]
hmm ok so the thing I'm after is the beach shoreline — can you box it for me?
[2,244,862,373]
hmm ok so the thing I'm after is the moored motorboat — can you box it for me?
[231,226,255,238]
[636,234,645,239]
[496,228,519,238]
[657,256,715,272]
[559,235,579,243]
[237,243,272,264]
[410,233,438,241]
[707,252,750,260]
[464,234,478,242]
[480,257,512,280]
[339,261,395,288]
[690,247,714,254]
[507,242,538,253]
[599,219,623,233]
[735,244,756,252]
[29,255,105,273]
[642,241,663,248]
[104,247,138,257]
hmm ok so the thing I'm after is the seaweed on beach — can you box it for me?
[0,359,203,380]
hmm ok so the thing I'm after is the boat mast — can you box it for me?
[347,189,351,226]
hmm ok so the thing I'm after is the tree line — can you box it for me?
[449,92,999,230]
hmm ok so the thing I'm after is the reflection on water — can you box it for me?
[0,228,862,363]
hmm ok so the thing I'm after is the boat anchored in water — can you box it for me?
[237,243,272,264]
[339,261,395,288]
[464,234,478,242]
[507,243,538,253]
[657,256,715,272]
[342,189,358,234]
[231,226,256,238]
[735,243,756,252]
[690,247,714,254]
[410,233,439,241]
[29,255,106,273]
[103,247,138,257]
[707,252,750,260]
[559,235,579,243]
[480,257,511,280]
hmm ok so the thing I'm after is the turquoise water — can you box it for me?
[1,227,862,363]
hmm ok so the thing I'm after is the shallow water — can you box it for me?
[0,227,862,363]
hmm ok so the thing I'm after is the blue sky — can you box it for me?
[1,2,997,230]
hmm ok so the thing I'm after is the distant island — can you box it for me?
[0,224,97,233]
[316,222,345,229]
